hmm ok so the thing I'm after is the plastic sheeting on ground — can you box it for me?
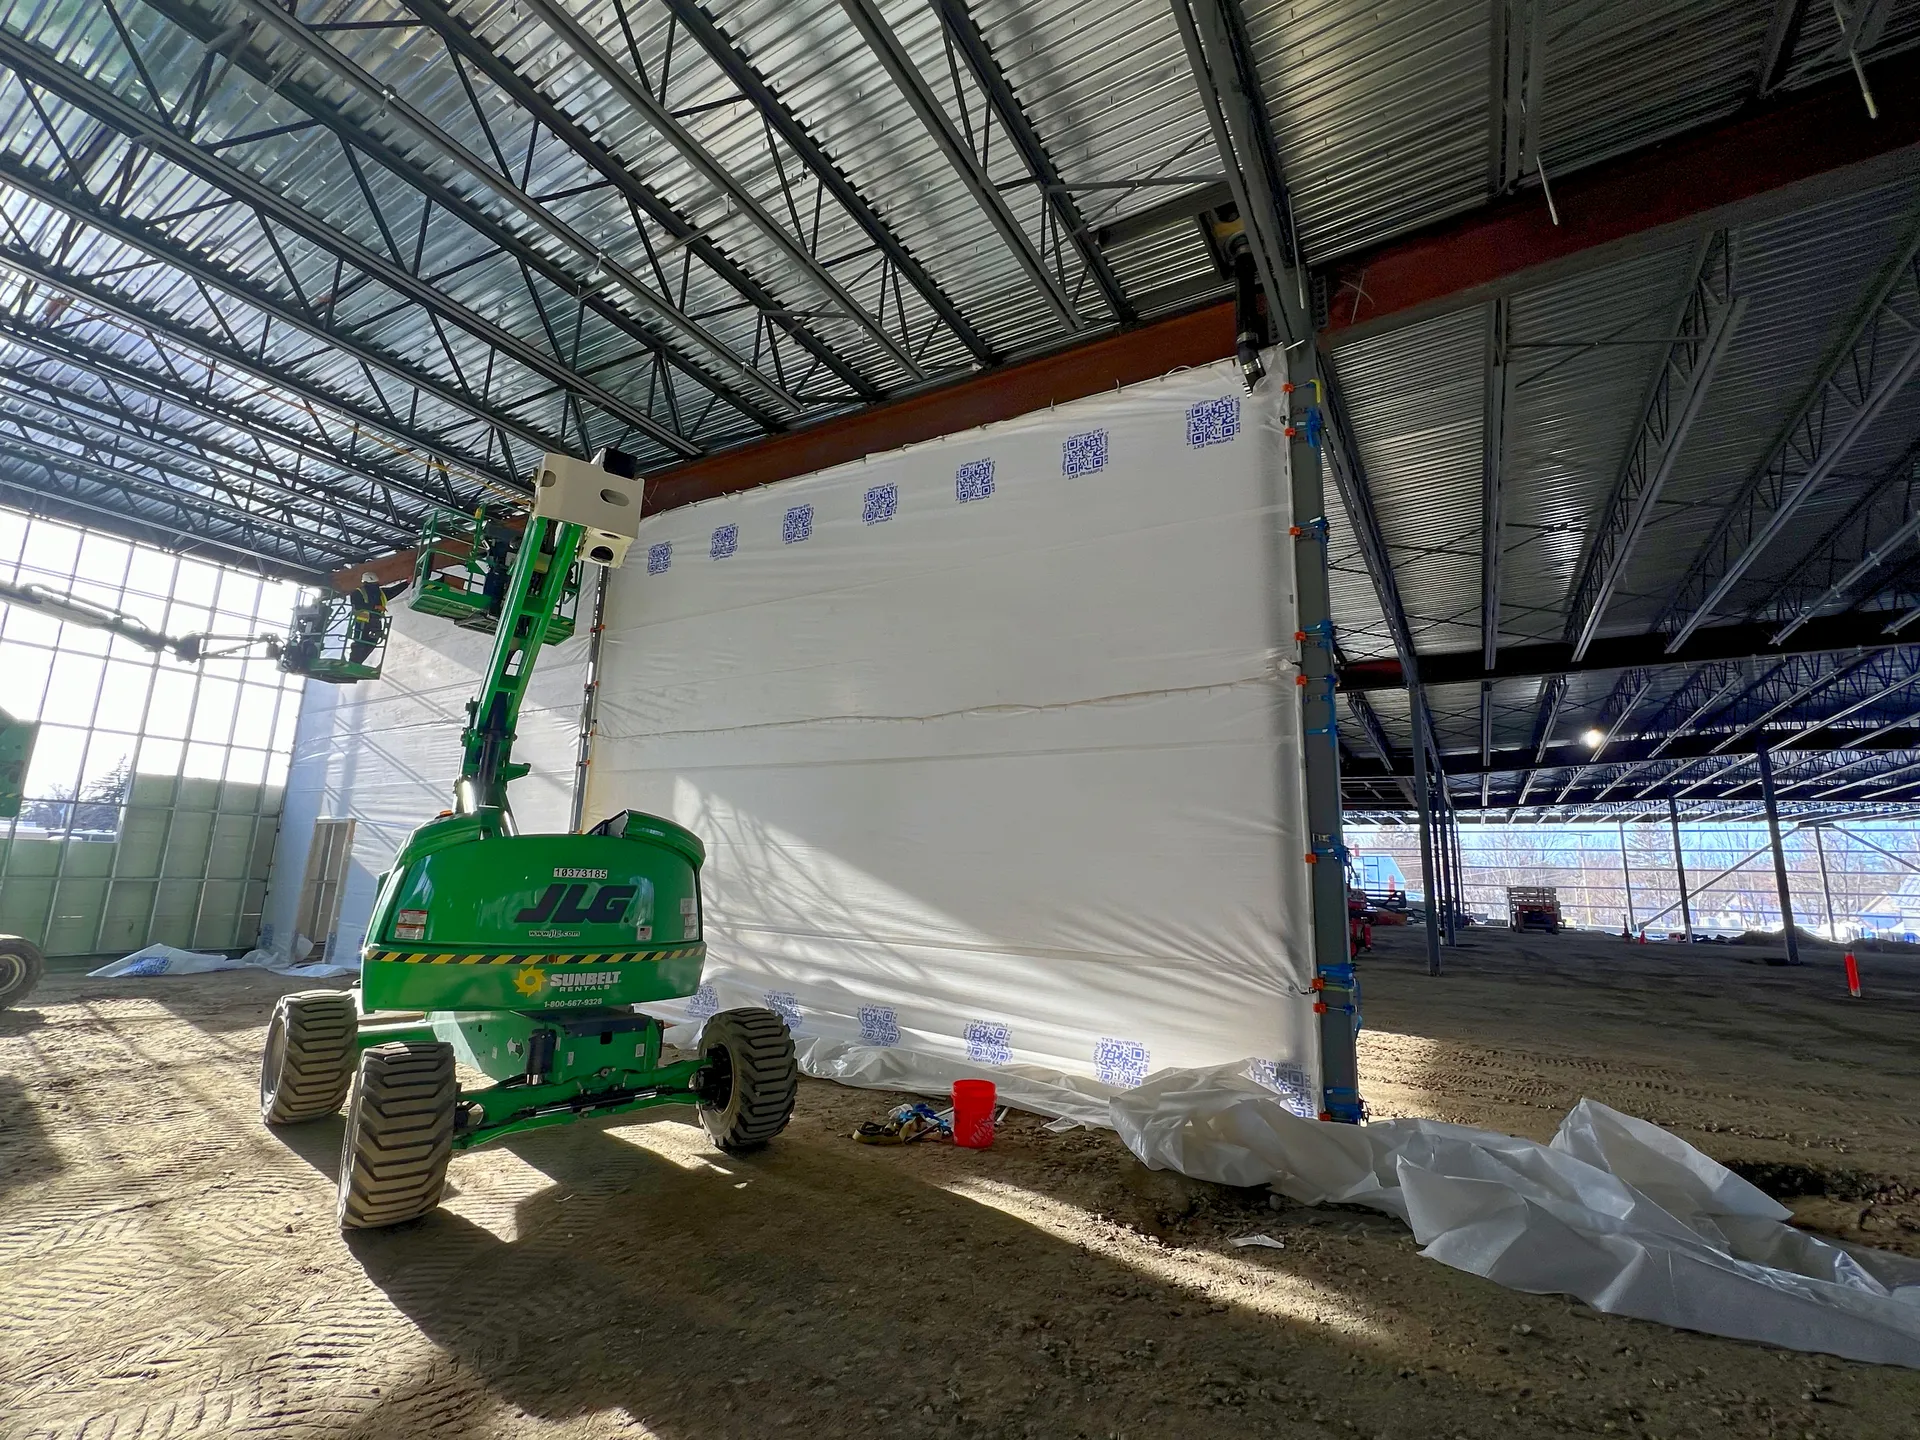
[1111,1065,1920,1367]
[88,943,356,979]
[593,355,1320,1105]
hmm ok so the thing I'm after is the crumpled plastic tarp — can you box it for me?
[88,943,357,980]
[1110,1064,1920,1367]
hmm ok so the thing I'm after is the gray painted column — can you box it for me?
[1285,365,1363,1121]
[1755,745,1801,965]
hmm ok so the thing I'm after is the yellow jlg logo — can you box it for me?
[512,964,546,998]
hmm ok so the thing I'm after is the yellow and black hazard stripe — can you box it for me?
[364,946,705,967]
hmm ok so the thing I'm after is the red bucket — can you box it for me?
[952,1079,996,1149]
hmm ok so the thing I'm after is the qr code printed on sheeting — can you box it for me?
[964,1020,1012,1066]
[710,524,737,559]
[955,458,995,503]
[1250,1058,1317,1118]
[863,483,897,524]
[1094,1037,1150,1088]
[1062,428,1108,477]
[686,983,719,1021]
[858,1005,900,1046]
[763,990,802,1032]
[1186,395,1240,448]
[646,540,671,575]
[782,504,813,543]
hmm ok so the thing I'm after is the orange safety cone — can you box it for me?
[1844,951,1862,999]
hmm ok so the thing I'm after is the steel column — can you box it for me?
[1668,797,1694,942]
[1815,823,1836,940]
[1756,745,1802,964]
[1411,722,1444,976]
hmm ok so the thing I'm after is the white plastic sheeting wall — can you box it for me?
[263,601,586,961]
[586,358,1320,1106]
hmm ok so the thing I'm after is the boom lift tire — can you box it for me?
[259,991,358,1124]
[337,1040,457,1230]
[0,935,43,1010]
[697,1007,798,1152]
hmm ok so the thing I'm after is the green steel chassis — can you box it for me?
[358,1004,708,1150]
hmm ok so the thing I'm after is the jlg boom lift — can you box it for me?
[257,450,797,1230]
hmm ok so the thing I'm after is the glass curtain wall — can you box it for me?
[1348,813,1920,939]
[0,505,305,956]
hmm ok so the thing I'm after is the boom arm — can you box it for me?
[455,515,583,815]
[0,577,278,663]
[452,448,642,817]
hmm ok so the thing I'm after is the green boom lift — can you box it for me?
[257,449,797,1230]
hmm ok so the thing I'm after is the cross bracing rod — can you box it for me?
[1563,231,1744,660]
[1656,204,1920,650]
[929,0,1129,324]
[0,381,404,552]
[0,27,697,460]
[146,0,803,429]
[393,0,889,402]
[0,364,414,545]
[1765,439,1920,641]
[0,154,545,486]
[836,0,1081,334]
[0,465,328,579]
[511,0,926,381]
[0,241,507,512]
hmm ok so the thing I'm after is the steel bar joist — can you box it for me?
[836,0,1084,333]
[0,377,403,557]
[148,0,810,427]
[0,288,480,534]
[1766,439,1920,641]
[0,363,412,551]
[928,0,1131,325]
[0,174,518,506]
[511,0,930,384]
[1563,231,1745,660]
[648,0,993,370]
[0,12,712,476]
[0,461,330,578]
[1656,203,1920,650]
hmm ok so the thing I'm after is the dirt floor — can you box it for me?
[4,928,1920,1439]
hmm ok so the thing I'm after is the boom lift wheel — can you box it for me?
[0,934,43,1010]
[259,991,358,1124]
[697,1007,798,1152]
[337,1041,457,1230]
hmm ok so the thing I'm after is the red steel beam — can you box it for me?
[1321,50,1920,341]
[336,49,1920,574]
[640,302,1238,514]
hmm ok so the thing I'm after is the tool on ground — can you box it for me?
[854,1101,951,1144]
[256,448,798,1230]
[952,1078,997,1149]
